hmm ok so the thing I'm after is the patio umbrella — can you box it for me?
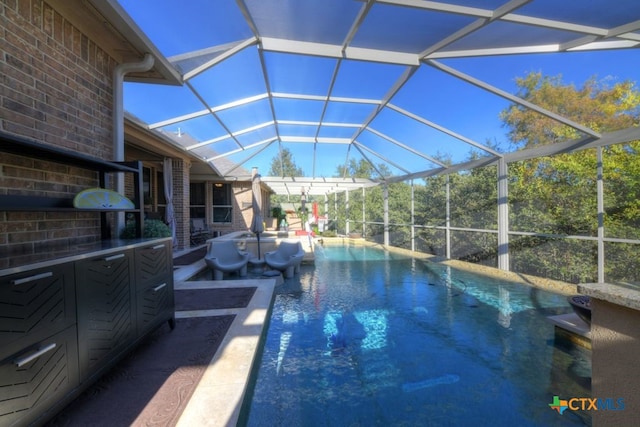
[250,168,264,259]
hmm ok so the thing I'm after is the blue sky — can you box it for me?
[118,1,640,178]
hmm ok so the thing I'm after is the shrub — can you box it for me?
[120,219,172,239]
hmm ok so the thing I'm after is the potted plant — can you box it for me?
[271,206,286,230]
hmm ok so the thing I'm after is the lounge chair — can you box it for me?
[264,240,305,278]
[190,218,211,245]
[204,240,250,280]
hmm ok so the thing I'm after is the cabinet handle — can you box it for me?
[11,271,54,286]
[103,254,125,262]
[152,283,167,292]
[151,244,164,250]
[14,343,57,367]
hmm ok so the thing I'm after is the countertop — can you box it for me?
[0,238,172,276]
[578,282,640,311]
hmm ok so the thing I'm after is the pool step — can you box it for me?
[297,234,315,263]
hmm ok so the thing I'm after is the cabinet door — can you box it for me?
[135,241,174,335]
[134,240,171,290]
[0,263,75,356]
[136,280,174,335]
[75,250,135,381]
[0,325,79,426]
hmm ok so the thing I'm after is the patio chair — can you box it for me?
[190,218,211,245]
[204,240,250,280]
[264,240,305,278]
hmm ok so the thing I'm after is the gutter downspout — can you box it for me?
[112,53,155,237]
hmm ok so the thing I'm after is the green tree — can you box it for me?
[335,158,393,179]
[268,147,304,177]
[501,72,640,283]
[268,147,304,207]
[501,72,639,147]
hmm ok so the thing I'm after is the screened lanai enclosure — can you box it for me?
[114,0,640,285]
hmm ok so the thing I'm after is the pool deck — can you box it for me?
[172,249,277,426]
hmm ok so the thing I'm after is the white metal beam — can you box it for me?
[148,93,269,129]
[425,59,602,138]
[568,39,640,51]
[206,138,276,161]
[219,138,278,176]
[419,0,532,58]
[386,155,500,183]
[261,176,378,196]
[560,19,640,51]
[352,143,387,178]
[280,136,351,144]
[343,0,375,48]
[314,59,343,177]
[184,81,245,150]
[184,121,275,151]
[235,0,260,38]
[353,140,411,174]
[170,38,258,81]
[272,92,381,105]
[261,37,419,66]
[380,0,635,46]
[351,66,419,142]
[277,120,360,128]
[366,127,448,167]
[376,0,492,19]
[386,103,502,156]
[257,46,282,154]
[497,157,509,270]
[426,44,561,59]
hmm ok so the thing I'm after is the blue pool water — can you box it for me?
[242,244,591,426]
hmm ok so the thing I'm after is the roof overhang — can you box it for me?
[259,176,379,197]
[52,0,182,85]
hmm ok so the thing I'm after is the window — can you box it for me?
[156,170,167,219]
[190,182,206,218]
[140,166,170,219]
[157,171,166,205]
[212,183,232,223]
[143,167,151,204]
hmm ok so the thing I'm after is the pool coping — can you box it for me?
[172,257,276,427]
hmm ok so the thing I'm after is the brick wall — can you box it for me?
[229,181,271,234]
[234,181,252,231]
[204,182,251,237]
[1,0,117,255]
[172,158,190,249]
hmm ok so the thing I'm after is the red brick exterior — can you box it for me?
[1,0,116,255]
[0,0,254,254]
[200,181,270,238]
[172,158,190,249]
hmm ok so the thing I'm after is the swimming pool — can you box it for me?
[241,244,591,426]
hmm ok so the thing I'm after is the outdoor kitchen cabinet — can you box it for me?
[0,133,175,425]
[75,249,137,381]
[134,240,175,336]
[0,238,174,426]
[0,263,80,427]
